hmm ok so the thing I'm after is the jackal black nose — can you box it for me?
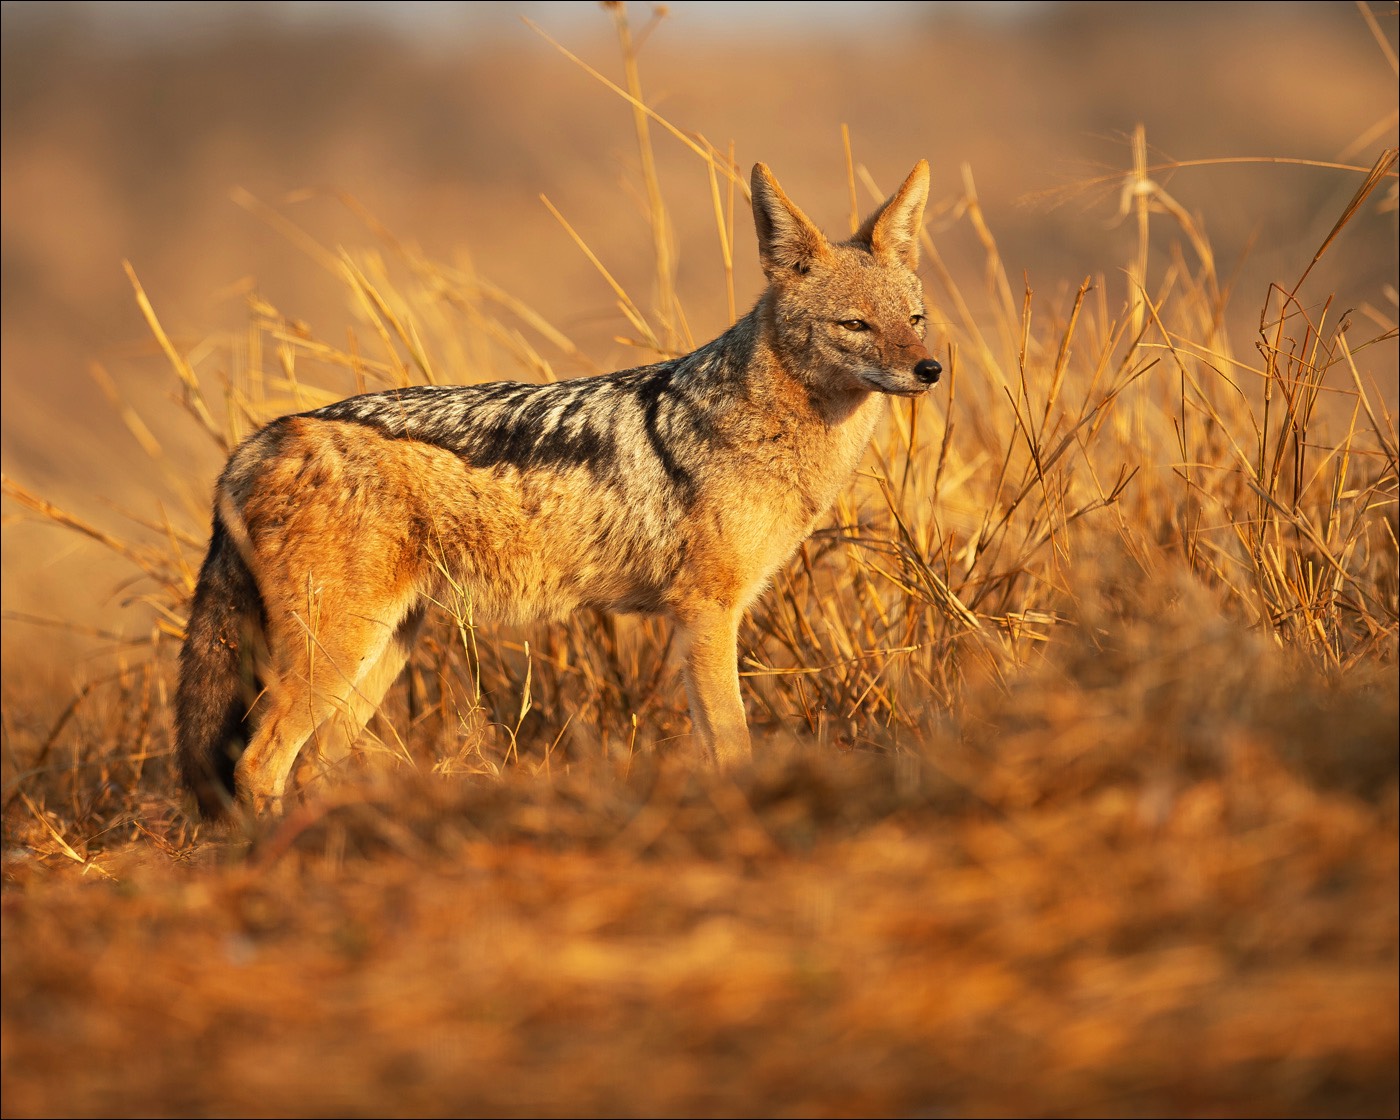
[914,358,942,385]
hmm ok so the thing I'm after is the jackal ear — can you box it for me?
[853,160,930,269]
[751,163,832,279]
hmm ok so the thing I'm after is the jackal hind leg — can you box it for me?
[678,603,753,769]
[235,603,419,814]
[295,606,427,794]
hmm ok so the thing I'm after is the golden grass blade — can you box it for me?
[1355,0,1398,75]
[1288,147,1398,297]
[1,475,170,584]
[522,16,744,189]
[540,194,661,354]
[841,125,859,235]
[338,251,425,385]
[122,260,226,451]
[610,1,680,350]
[1026,154,1397,209]
[230,185,342,272]
[705,156,737,327]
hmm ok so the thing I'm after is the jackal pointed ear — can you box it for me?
[853,160,930,269]
[751,163,832,279]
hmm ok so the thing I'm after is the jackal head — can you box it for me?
[752,160,940,399]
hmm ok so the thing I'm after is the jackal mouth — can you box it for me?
[861,375,933,398]
[861,356,941,397]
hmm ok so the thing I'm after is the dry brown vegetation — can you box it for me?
[3,3,1398,1117]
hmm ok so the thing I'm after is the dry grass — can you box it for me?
[2,5,1397,1117]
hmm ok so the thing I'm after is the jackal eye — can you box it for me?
[910,313,926,327]
[837,319,869,332]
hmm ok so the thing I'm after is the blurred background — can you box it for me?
[3,0,1396,663]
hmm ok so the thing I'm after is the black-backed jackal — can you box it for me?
[177,160,942,817]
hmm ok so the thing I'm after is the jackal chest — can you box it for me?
[749,392,883,512]
[682,394,886,606]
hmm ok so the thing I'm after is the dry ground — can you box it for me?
[4,620,1397,1116]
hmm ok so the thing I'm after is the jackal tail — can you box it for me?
[175,512,262,818]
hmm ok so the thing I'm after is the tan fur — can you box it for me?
[176,160,939,817]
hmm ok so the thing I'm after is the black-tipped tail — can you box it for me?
[175,515,260,819]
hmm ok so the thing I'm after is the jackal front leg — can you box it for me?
[678,603,752,768]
